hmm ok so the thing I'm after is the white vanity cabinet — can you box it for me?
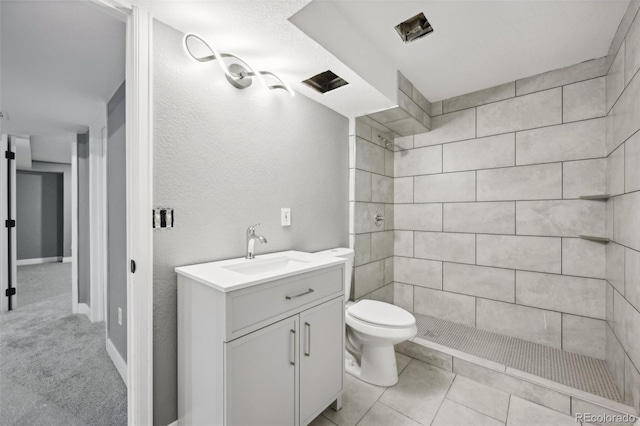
[177,256,345,426]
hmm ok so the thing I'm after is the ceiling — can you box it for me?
[0,1,126,136]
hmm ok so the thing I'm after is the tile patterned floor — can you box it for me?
[310,353,582,426]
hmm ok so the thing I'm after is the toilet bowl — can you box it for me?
[315,248,417,387]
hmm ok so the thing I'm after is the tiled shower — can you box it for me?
[349,0,640,414]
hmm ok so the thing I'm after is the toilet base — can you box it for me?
[344,345,399,387]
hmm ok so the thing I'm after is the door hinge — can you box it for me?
[5,151,15,160]
[5,219,15,228]
[130,260,136,274]
[5,288,16,297]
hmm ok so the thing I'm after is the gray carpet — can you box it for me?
[0,263,127,425]
[16,262,73,308]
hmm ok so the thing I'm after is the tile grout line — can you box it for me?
[428,377,457,426]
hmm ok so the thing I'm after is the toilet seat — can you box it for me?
[347,300,416,328]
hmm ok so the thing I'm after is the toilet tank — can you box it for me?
[314,248,354,301]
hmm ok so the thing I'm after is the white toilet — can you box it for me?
[316,248,417,387]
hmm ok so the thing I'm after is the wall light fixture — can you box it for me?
[184,33,295,97]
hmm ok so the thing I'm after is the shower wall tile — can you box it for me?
[354,233,371,267]
[443,262,515,303]
[515,271,606,319]
[413,108,476,147]
[394,230,414,258]
[625,248,640,312]
[625,8,640,86]
[371,174,393,203]
[515,57,607,96]
[354,202,385,234]
[414,231,476,264]
[443,202,515,234]
[624,131,640,193]
[394,145,442,177]
[442,133,515,172]
[395,340,453,371]
[612,70,640,149]
[394,256,442,289]
[384,149,394,177]
[624,355,640,411]
[561,238,605,279]
[394,177,413,203]
[476,88,562,136]
[414,287,476,327]
[356,137,385,175]
[355,119,372,141]
[443,82,515,113]
[477,163,562,201]
[476,299,562,348]
[371,231,394,262]
[614,191,640,251]
[613,291,640,369]
[562,314,606,359]
[562,77,606,122]
[515,200,606,237]
[431,101,443,116]
[394,203,442,232]
[394,135,414,151]
[354,260,384,299]
[477,235,561,273]
[607,143,625,196]
[562,158,606,199]
[515,118,605,165]
[353,169,371,202]
[414,171,476,203]
[384,256,394,285]
[606,325,626,400]
[369,283,393,304]
[606,283,614,328]
[607,41,625,113]
[384,204,394,231]
[394,282,414,312]
[606,242,626,295]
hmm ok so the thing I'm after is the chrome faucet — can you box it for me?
[246,223,267,259]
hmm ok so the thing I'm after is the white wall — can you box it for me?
[152,21,349,425]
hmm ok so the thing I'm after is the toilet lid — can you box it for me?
[347,300,415,328]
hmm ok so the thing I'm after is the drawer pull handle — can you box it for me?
[290,329,296,366]
[285,288,315,300]
[304,322,311,357]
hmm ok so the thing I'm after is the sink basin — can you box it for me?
[222,255,311,275]
[175,250,346,292]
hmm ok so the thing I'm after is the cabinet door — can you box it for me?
[225,315,299,426]
[299,297,344,424]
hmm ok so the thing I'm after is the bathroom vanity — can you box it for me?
[176,251,346,426]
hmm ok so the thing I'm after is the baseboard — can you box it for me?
[106,338,128,387]
[62,257,72,263]
[16,257,61,266]
[77,303,91,319]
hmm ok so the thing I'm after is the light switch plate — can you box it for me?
[281,208,291,226]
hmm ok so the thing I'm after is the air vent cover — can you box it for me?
[395,12,433,43]
[302,70,348,94]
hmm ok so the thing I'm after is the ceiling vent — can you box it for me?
[395,12,433,43]
[302,70,349,94]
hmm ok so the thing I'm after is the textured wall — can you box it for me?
[604,0,640,413]
[77,133,90,305]
[375,57,611,359]
[153,21,349,425]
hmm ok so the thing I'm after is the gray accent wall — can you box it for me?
[152,21,349,426]
[16,171,64,260]
[77,133,91,305]
[107,81,127,361]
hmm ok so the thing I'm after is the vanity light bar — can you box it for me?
[183,33,295,97]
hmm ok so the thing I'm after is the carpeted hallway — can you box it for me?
[0,263,127,426]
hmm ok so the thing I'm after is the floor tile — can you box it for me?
[446,375,510,422]
[355,402,421,426]
[309,414,338,426]
[396,352,412,374]
[432,399,505,426]
[378,359,455,425]
[322,374,386,426]
[506,396,577,426]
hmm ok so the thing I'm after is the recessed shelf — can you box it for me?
[579,235,611,243]
[578,194,611,200]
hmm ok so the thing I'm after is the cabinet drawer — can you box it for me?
[227,265,343,338]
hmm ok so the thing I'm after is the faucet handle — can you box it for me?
[247,223,260,234]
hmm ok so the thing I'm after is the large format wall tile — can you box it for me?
[371,174,393,203]
[607,41,625,113]
[612,71,640,149]
[515,57,607,96]
[371,231,393,261]
[562,314,606,359]
[443,82,515,113]
[626,248,640,312]
[476,298,562,348]
[477,163,562,201]
[356,137,385,174]
[562,77,606,122]
[515,200,605,237]
[394,256,443,289]
[354,234,371,267]
[394,145,442,177]
[442,133,515,172]
[614,191,640,251]
[625,131,640,193]
[607,143,625,196]
[353,169,371,202]
[354,202,385,234]
[443,262,515,303]
[625,7,640,86]
[562,159,606,199]
[606,325,626,398]
[394,177,413,203]
[477,234,561,273]
[477,88,562,136]
[394,230,414,257]
[562,238,605,279]
[415,231,476,264]
[414,109,476,147]
[613,291,640,370]
[354,260,384,299]
[515,118,605,165]
[394,203,442,231]
[624,355,640,412]
[516,271,606,319]
[394,282,414,312]
[414,171,476,203]
[443,202,515,234]
[606,242,625,295]
[414,287,476,326]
